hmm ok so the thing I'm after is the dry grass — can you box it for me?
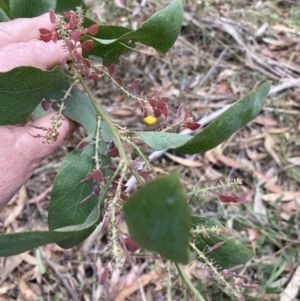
[0,0,300,300]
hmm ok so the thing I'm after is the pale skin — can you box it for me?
[0,13,77,210]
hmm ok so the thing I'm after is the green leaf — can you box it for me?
[0,231,74,256]
[0,0,11,19]
[0,7,9,21]
[0,66,69,125]
[191,216,253,269]
[55,0,86,14]
[82,0,183,65]
[82,34,135,66]
[120,0,183,53]
[123,173,190,264]
[138,132,192,150]
[176,81,271,154]
[10,0,56,18]
[48,137,112,248]
[48,144,96,248]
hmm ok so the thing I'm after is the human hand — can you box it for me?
[0,13,78,210]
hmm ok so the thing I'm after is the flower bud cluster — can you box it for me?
[39,8,100,81]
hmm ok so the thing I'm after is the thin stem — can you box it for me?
[79,76,144,187]
[110,161,127,268]
[166,261,172,301]
[101,68,147,105]
[121,136,152,171]
[175,263,207,301]
[190,242,243,300]
[187,178,242,197]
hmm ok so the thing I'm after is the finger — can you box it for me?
[0,39,68,71]
[0,13,55,47]
[23,112,79,162]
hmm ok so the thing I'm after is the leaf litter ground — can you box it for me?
[0,1,299,300]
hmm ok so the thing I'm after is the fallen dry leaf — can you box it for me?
[4,186,27,227]
[216,153,243,169]
[28,186,52,204]
[165,153,202,167]
[281,266,300,301]
[262,192,300,202]
[115,269,163,301]
[264,134,281,165]
[252,171,283,193]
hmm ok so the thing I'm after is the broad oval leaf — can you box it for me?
[0,66,69,125]
[191,216,253,269]
[48,145,97,248]
[176,81,271,154]
[123,173,190,264]
[10,0,56,18]
[138,132,192,150]
[48,140,112,248]
[120,0,183,53]
[82,0,183,65]
[55,0,86,14]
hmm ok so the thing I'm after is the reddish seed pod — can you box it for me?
[125,237,140,252]
[161,104,168,118]
[114,77,122,85]
[153,108,162,118]
[67,40,75,52]
[185,122,201,131]
[106,64,115,75]
[106,147,119,158]
[51,32,58,43]
[73,50,83,61]
[149,99,158,108]
[69,13,77,28]
[41,100,52,111]
[49,9,56,23]
[39,28,53,42]
[81,40,93,51]
[91,170,102,182]
[130,79,140,89]
[88,24,99,35]
[82,58,91,68]
[71,29,82,43]
[216,192,248,204]
[139,170,152,181]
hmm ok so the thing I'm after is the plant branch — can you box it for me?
[175,263,207,301]
[78,76,144,187]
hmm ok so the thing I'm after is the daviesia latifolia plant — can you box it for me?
[0,1,271,299]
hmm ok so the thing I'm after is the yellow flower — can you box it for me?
[144,115,157,125]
